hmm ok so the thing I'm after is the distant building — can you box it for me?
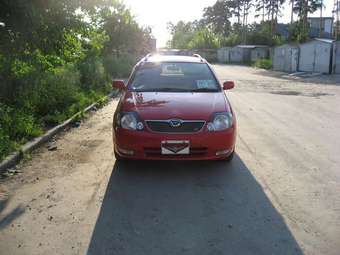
[275,18,334,40]
[275,23,290,39]
[307,17,333,39]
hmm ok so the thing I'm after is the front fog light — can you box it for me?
[118,147,134,155]
[216,149,231,156]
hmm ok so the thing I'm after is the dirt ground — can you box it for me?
[0,65,339,255]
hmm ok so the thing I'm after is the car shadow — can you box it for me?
[87,155,303,255]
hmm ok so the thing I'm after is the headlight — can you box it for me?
[207,112,233,131]
[117,112,144,131]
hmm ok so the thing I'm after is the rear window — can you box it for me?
[129,62,220,92]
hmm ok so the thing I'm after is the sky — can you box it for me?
[123,0,335,47]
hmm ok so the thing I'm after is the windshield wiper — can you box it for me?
[191,88,219,92]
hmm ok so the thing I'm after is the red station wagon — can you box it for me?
[112,54,236,161]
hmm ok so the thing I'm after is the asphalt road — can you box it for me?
[0,65,339,255]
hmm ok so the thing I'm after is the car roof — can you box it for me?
[143,54,205,64]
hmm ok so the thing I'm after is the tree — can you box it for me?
[202,0,233,36]
[187,28,221,49]
[167,21,197,48]
[293,0,322,38]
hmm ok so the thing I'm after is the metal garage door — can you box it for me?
[273,47,285,71]
[299,41,332,73]
[299,42,315,72]
[314,43,331,73]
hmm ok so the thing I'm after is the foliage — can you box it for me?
[288,22,309,43]
[167,0,323,49]
[253,59,273,69]
[246,22,286,46]
[167,21,197,49]
[202,0,233,37]
[221,33,243,47]
[0,0,153,160]
[188,29,221,49]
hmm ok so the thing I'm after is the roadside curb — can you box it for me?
[0,90,118,174]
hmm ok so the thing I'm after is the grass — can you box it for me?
[0,90,112,161]
[253,59,272,70]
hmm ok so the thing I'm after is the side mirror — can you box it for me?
[223,81,235,90]
[112,80,126,90]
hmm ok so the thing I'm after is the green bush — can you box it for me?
[16,64,80,119]
[0,128,14,161]
[253,59,272,70]
[0,104,42,145]
[78,55,108,91]
[103,54,136,78]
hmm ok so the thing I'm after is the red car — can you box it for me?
[112,54,236,161]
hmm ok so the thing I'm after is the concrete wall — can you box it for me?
[273,45,299,73]
[299,40,332,74]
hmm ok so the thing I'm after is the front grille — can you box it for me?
[144,147,207,157]
[146,120,205,133]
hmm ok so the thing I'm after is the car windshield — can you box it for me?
[129,62,220,92]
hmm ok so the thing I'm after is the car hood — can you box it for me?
[119,91,230,120]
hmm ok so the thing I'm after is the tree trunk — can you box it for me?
[291,0,294,24]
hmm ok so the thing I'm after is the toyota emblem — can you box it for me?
[169,119,182,128]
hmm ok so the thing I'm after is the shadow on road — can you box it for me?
[0,197,25,230]
[87,155,303,255]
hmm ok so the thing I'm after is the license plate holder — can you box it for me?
[161,140,190,155]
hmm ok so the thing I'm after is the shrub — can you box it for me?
[0,127,15,161]
[18,64,81,119]
[0,104,42,148]
[253,59,272,70]
[103,54,136,78]
[78,55,108,92]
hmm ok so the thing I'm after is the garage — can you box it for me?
[273,44,299,73]
[299,39,334,74]
[217,47,231,63]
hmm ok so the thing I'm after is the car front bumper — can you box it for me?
[113,126,236,160]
